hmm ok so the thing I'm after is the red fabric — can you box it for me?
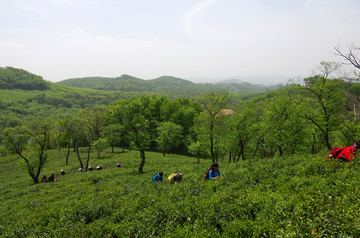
[337,146,356,161]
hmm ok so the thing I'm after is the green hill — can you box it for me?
[57,74,276,97]
[1,149,359,237]
[0,66,49,90]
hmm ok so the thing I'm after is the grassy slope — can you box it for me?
[1,149,360,237]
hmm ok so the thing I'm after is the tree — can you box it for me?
[197,90,229,162]
[58,117,76,165]
[3,120,51,184]
[297,74,345,150]
[72,106,106,170]
[108,96,152,173]
[156,121,183,156]
[93,138,109,159]
[102,124,123,153]
[262,91,307,157]
[228,106,259,161]
[335,45,360,73]
[188,141,208,163]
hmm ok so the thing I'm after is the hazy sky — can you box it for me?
[0,0,359,83]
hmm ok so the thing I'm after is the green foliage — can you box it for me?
[92,138,109,159]
[0,67,49,90]
[3,119,51,184]
[196,90,230,162]
[298,76,345,150]
[2,150,360,237]
[156,121,183,156]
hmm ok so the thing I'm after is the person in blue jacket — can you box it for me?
[152,171,163,183]
[209,163,222,180]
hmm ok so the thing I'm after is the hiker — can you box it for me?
[96,164,103,170]
[328,140,360,162]
[152,171,164,183]
[48,173,56,182]
[209,162,222,180]
[60,169,65,175]
[116,162,121,168]
[42,175,48,183]
[79,168,84,172]
[88,165,93,171]
[168,173,183,183]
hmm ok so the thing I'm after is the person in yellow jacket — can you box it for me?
[168,173,183,183]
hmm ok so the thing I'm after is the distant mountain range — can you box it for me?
[190,75,289,85]
[57,74,282,96]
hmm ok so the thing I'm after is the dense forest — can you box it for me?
[0,67,49,90]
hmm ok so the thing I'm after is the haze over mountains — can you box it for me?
[190,75,289,85]
[57,74,283,95]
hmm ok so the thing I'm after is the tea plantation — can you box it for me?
[1,149,360,237]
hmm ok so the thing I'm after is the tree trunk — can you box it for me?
[311,133,316,154]
[278,147,284,157]
[85,145,91,171]
[75,146,84,170]
[32,176,39,184]
[138,150,146,173]
[197,153,200,164]
[229,152,231,163]
[236,151,241,162]
[210,122,215,162]
[66,138,71,165]
[324,134,332,150]
[112,146,114,153]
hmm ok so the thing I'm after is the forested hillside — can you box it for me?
[58,74,277,97]
[0,66,49,90]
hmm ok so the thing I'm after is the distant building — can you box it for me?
[218,109,235,116]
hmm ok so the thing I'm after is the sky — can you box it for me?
[0,0,359,83]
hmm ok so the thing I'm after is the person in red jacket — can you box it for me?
[330,141,360,162]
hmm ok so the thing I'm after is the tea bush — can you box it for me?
[1,149,360,237]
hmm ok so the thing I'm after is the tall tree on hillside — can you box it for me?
[102,124,123,153]
[296,62,345,150]
[156,121,183,156]
[58,117,75,165]
[3,119,51,184]
[197,90,229,162]
[71,116,86,170]
[93,138,109,159]
[262,90,308,157]
[108,96,152,173]
[228,105,259,161]
[188,141,208,163]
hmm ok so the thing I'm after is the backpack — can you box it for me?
[204,168,211,179]
[327,146,347,159]
[167,173,175,181]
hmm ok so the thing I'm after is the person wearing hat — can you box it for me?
[170,173,183,183]
[209,163,222,180]
[152,171,164,183]
[60,169,65,176]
